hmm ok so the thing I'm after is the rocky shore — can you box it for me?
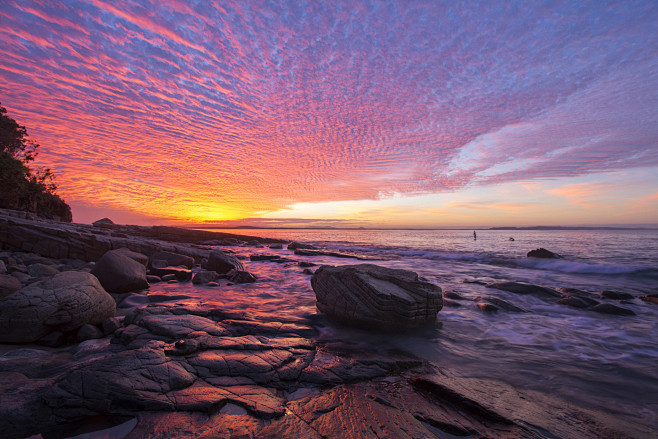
[0,210,651,438]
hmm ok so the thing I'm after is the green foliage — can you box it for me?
[0,102,72,221]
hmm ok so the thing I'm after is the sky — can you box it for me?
[1,0,657,228]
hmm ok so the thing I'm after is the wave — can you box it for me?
[517,258,657,276]
[312,242,657,278]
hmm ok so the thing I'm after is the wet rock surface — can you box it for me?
[4,296,636,439]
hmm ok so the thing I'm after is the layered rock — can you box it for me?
[91,249,149,293]
[0,214,208,263]
[0,271,115,343]
[311,264,443,329]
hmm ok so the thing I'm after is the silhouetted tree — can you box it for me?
[0,102,72,221]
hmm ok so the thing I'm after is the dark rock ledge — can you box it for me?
[0,210,285,264]
[1,300,641,439]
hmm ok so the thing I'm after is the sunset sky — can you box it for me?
[1,0,657,228]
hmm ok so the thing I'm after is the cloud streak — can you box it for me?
[0,0,656,223]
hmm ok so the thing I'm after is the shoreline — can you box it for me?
[0,210,654,438]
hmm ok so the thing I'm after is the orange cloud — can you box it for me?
[546,182,618,208]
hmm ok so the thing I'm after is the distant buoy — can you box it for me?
[509,237,515,241]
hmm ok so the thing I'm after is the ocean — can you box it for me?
[172,228,658,432]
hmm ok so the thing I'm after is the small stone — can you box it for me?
[486,281,560,297]
[10,272,30,284]
[443,291,467,300]
[299,261,316,267]
[76,324,104,342]
[600,290,634,300]
[192,270,218,284]
[640,294,658,305]
[558,296,596,308]
[476,302,499,312]
[162,274,176,281]
[302,268,314,275]
[149,266,192,281]
[92,217,114,227]
[250,254,281,261]
[228,270,257,283]
[0,274,22,299]
[149,251,195,269]
[269,243,283,249]
[527,248,562,258]
[591,303,636,316]
[36,331,67,347]
[147,275,162,283]
[102,317,122,336]
[207,281,220,287]
[27,263,59,278]
[474,296,525,312]
[288,241,316,250]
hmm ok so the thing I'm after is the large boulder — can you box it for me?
[90,249,149,293]
[0,271,116,343]
[150,251,195,269]
[311,264,443,330]
[205,250,244,274]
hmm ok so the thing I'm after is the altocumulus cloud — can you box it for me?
[0,0,656,222]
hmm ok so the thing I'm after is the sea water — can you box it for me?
[176,228,658,431]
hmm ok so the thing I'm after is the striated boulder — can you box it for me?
[527,248,562,258]
[0,274,22,299]
[205,250,244,274]
[0,271,116,343]
[91,249,149,293]
[311,264,442,330]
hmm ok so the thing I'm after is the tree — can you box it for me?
[0,102,72,221]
